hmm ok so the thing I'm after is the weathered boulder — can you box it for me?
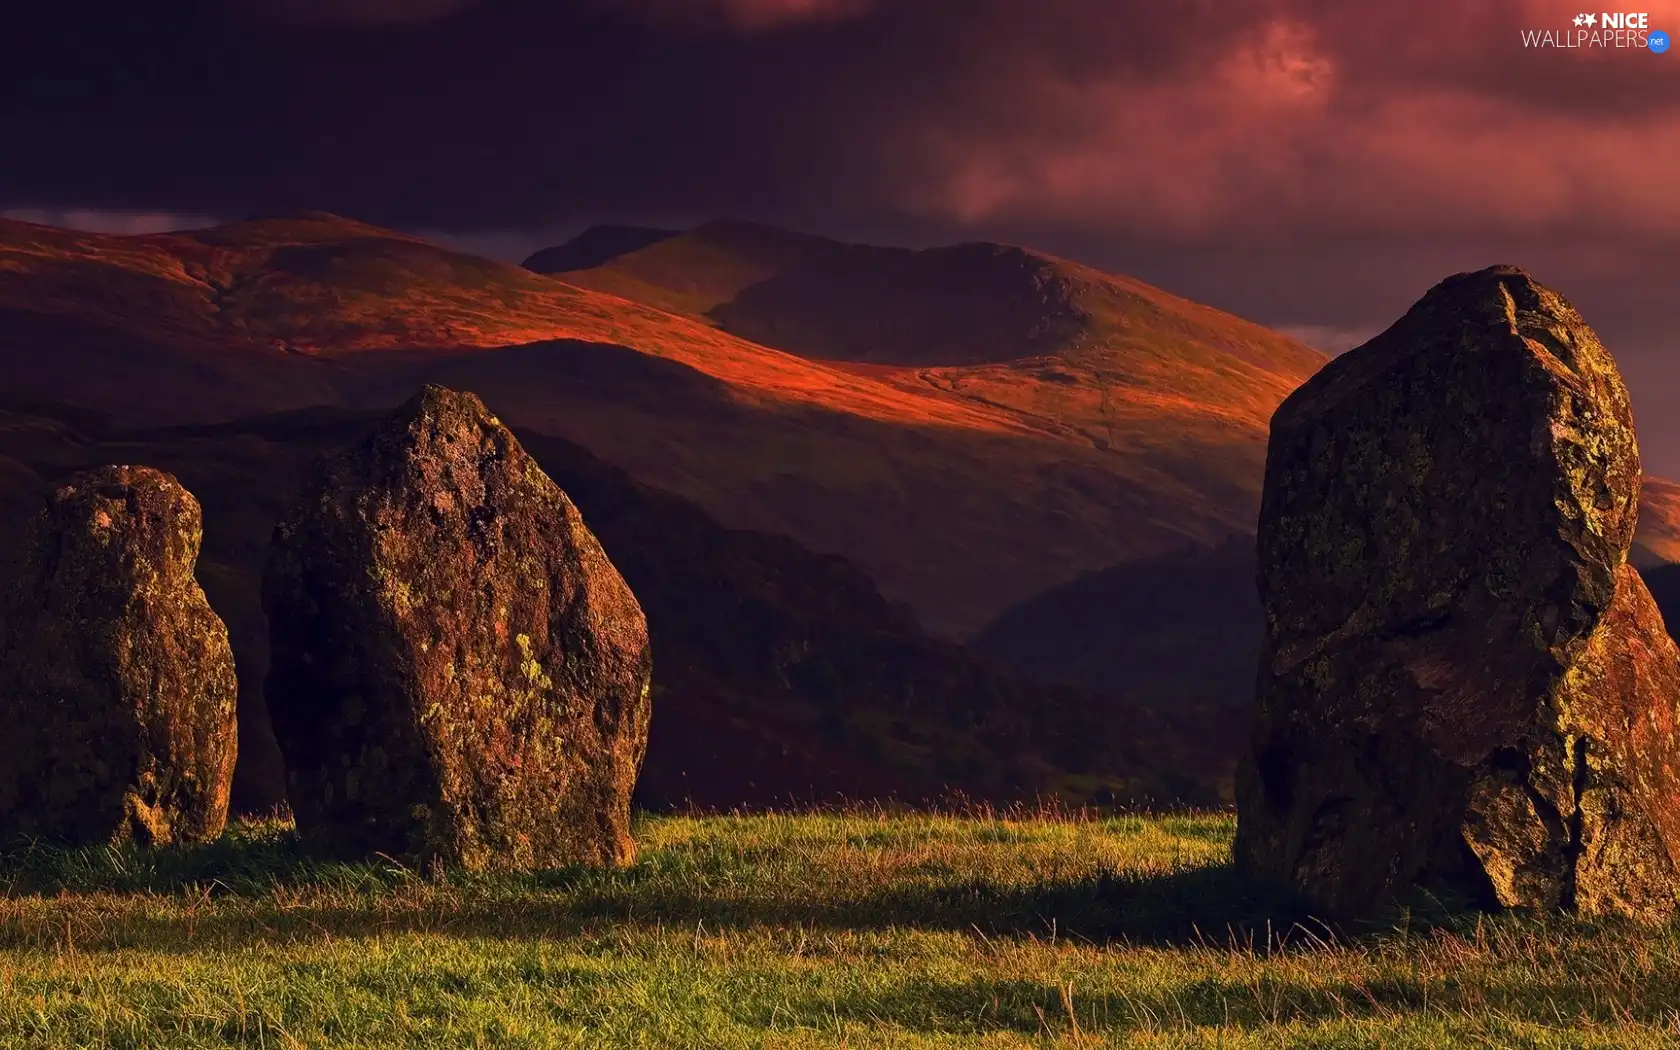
[1235,265,1680,923]
[0,466,238,845]
[263,385,651,870]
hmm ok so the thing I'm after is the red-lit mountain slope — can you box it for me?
[1634,476,1680,567]
[2,212,1315,635]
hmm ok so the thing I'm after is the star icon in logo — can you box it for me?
[1584,12,1598,25]
[1574,13,1586,24]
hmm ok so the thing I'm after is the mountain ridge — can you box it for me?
[0,212,1326,634]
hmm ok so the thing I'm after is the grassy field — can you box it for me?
[2,810,1679,1048]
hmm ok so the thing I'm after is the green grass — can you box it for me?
[3,810,1679,1048]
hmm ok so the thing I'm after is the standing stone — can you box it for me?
[0,466,239,846]
[264,386,651,871]
[1235,265,1680,923]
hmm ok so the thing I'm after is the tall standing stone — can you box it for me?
[1236,266,1680,922]
[0,466,239,846]
[264,386,652,871]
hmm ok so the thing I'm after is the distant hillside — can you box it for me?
[975,539,1260,705]
[970,495,1680,714]
[542,217,1324,395]
[1642,561,1680,636]
[521,225,678,274]
[0,213,1327,635]
[0,395,1216,815]
[973,541,1260,801]
[979,533,1680,800]
[537,220,845,320]
[1634,477,1680,566]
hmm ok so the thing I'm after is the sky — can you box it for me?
[3,0,1678,463]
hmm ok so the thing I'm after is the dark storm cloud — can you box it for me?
[235,0,876,29]
[595,0,878,32]
[6,0,1674,238]
[232,0,484,25]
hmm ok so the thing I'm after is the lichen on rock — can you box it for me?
[263,385,652,871]
[1235,265,1680,922]
[0,465,239,846]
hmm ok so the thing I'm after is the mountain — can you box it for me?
[1643,561,1680,631]
[0,212,1330,636]
[539,220,1680,606]
[521,225,679,274]
[972,541,1260,801]
[546,219,1322,377]
[1634,477,1680,566]
[8,214,1678,810]
[978,520,1680,801]
[521,218,1333,630]
[975,539,1260,704]
[0,395,1218,814]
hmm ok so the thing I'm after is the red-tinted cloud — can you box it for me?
[886,0,1680,245]
[593,0,875,31]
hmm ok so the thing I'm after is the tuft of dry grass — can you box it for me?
[3,810,1679,1047]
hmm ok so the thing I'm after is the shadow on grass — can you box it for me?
[0,825,1335,955]
[574,858,1312,947]
[10,827,1676,1037]
[0,820,391,898]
